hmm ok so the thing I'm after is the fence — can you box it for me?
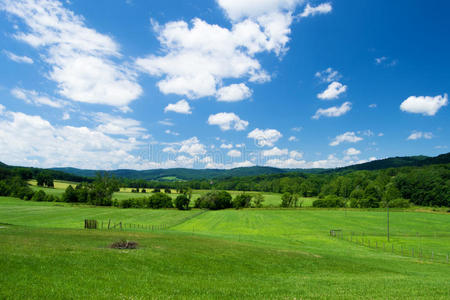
[84,219,168,232]
[330,229,450,264]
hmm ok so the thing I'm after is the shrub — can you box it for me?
[148,192,173,209]
[383,198,410,208]
[152,188,161,193]
[164,188,171,194]
[63,185,78,203]
[31,190,46,202]
[232,193,252,209]
[195,191,232,210]
[313,195,346,208]
[174,194,190,210]
[252,193,265,208]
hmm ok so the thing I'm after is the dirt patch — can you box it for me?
[110,240,139,249]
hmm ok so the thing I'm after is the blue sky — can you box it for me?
[0,0,448,170]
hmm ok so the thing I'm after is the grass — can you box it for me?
[29,180,317,207]
[0,196,449,298]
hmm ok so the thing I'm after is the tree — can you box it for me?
[195,191,232,210]
[174,194,190,210]
[252,193,265,208]
[232,193,252,209]
[31,190,46,202]
[63,185,78,203]
[149,192,173,209]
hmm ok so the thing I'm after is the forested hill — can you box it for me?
[46,152,450,180]
[325,152,450,173]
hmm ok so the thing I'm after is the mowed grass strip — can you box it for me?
[0,225,449,299]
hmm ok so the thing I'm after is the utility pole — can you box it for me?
[387,203,390,242]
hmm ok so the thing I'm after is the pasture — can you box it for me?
[28,180,317,207]
[0,196,449,299]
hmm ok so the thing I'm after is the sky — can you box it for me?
[0,0,448,170]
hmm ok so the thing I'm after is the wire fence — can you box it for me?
[85,219,168,231]
[330,229,450,264]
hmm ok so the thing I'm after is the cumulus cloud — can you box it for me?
[220,143,233,149]
[313,101,352,119]
[208,112,249,131]
[288,136,298,142]
[216,83,252,102]
[400,94,448,116]
[330,132,363,146]
[11,88,67,108]
[317,81,347,100]
[299,2,332,18]
[227,149,241,157]
[1,0,142,107]
[178,137,207,156]
[164,99,192,114]
[136,0,311,100]
[94,112,147,138]
[344,147,361,156]
[289,150,303,159]
[407,131,433,140]
[262,147,288,156]
[3,50,33,64]
[248,128,282,147]
[0,108,144,169]
[315,67,341,83]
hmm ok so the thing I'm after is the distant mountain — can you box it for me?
[50,152,450,180]
[50,166,292,181]
[328,152,450,173]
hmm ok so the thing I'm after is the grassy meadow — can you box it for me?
[0,196,449,299]
[29,180,317,207]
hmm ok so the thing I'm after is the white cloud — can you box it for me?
[164,99,192,114]
[248,128,282,147]
[0,108,144,169]
[369,103,377,108]
[11,88,68,108]
[220,143,233,149]
[291,126,302,132]
[136,0,309,100]
[2,0,142,107]
[235,143,245,148]
[313,101,352,119]
[375,56,397,67]
[262,147,288,156]
[178,137,207,156]
[375,56,387,64]
[407,131,433,140]
[62,112,70,120]
[227,149,241,157]
[344,147,361,156]
[299,2,332,18]
[165,129,179,136]
[378,132,384,137]
[330,132,363,146]
[315,67,341,83]
[288,136,298,142]
[93,112,147,138]
[289,150,303,159]
[3,50,33,64]
[208,112,249,131]
[317,81,347,100]
[162,146,177,153]
[216,83,252,102]
[265,154,369,169]
[400,94,448,116]
[158,119,174,126]
[205,160,254,169]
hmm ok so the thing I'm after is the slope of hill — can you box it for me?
[2,151,445,181]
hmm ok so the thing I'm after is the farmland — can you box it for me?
[0,196,449,299]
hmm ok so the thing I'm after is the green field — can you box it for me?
[29,180,316,207]
[0,196,449,299]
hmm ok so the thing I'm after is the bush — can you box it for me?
[174,194,190,210]
[63,185,78,203]
[31,190,46,202]
[195,191,232,210]
[152,188,161,193]
[148,192,173,208]
[232,193,252,209]
[313,195,346,208]
[252,193,265,208]
[164,188,171,194]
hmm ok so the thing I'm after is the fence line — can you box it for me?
[330,230,449,264]
[85,219,168,232]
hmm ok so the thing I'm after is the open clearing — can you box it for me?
[0,197,449,299]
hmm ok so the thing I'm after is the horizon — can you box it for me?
[0,0,449,170]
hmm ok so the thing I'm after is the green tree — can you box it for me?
[174,194,190,210]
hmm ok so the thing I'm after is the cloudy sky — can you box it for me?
[0,0,448,170]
